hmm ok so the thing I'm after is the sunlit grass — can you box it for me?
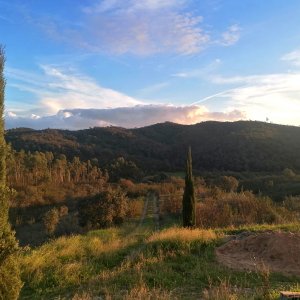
[19,222,300,299]
[220,222,300,235]
[147,227,219,243]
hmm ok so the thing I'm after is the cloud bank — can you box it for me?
[6,105,246,130]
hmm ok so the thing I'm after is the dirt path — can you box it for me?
[125,191,160,262]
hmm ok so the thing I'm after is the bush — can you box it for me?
[196,191,291,228]
[217,176,239,192]
[78,188,128,229]
[127,198,144,218]
[43,208,60,235]
[59,205,68,217]
[160,193,182,214]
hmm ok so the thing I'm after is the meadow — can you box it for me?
[19,194,300,300]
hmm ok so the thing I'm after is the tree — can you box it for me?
[78,188,128,229]
[218,176,239,192]
[43,208,60,236]
[182,147,196,227]
[0,46,22,299]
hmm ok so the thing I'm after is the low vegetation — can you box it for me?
[19,222,300,299]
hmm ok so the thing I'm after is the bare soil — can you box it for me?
[216,231,300,276]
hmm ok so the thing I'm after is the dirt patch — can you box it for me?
[216,231,300,276]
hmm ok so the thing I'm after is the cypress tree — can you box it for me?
[0,46,22,300]
[182,147,196,227]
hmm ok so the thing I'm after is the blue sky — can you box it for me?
[1,0,300,129]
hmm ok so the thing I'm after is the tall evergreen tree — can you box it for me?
[182,147,196,227]
[0,46,22,300]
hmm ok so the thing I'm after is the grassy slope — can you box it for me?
[19,198,300,299]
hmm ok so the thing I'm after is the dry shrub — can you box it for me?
[284,196,300,216]
[147,227,218,244]
[119,178,135,189]
[197,191,290,228]
[127,198,144,218]
[160,193,182,214]
[59,205,68,217]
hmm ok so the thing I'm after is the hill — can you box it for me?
[6,121,300,173]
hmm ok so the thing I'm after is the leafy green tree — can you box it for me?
[182,147,196,227]
[0,46,22,299]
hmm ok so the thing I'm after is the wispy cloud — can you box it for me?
[6,105,246,130]
[80,0,209,55]
[22,1,241,56]
[219,25,241,46]
[281,49,300,67]
[206,72,300,124]
[6,65,141,115]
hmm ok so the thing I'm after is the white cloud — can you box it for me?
[80,2,209,55]
[282,49,300,67]
[219,25,241,46]
[204,72,300,125]
[6,105,246,130]
[21,1,241,56]
[7,65,141,114]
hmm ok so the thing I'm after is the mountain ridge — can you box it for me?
[6,120,300,173]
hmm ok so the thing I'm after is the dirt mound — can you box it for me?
[216,231,300,276]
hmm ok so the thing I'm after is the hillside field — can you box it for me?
[19,195,300,300]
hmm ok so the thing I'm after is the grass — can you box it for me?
[18,195,300,299]
[19,223,300,299]
[220,222,300,235]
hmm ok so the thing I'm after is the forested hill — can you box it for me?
[5,121,300,173]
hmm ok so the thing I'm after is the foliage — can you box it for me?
[196,191,293,228]
[0,46,22,300]
[217,176,239,192]
[78,188,128,229]
[109,157,143,182]
[182,147,196,227]
[6,148,109,207]
[127,198,144,218]
[19,224,300,299]
[43,208,60,235]
[7,121,300,174]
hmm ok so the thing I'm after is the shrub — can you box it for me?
[59,205,69,217]
[127,198,144,218]
[283,168,296,178]
[160,193,182,214]
[196,191,290,228]
[43,208,60,235]
[78,188,128,229]
[217,176,239,192]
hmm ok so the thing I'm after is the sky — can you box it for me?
[1,0,300,129]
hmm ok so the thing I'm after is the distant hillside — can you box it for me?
[6,121,300,173]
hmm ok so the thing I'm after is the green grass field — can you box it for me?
[19,197,300,299]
